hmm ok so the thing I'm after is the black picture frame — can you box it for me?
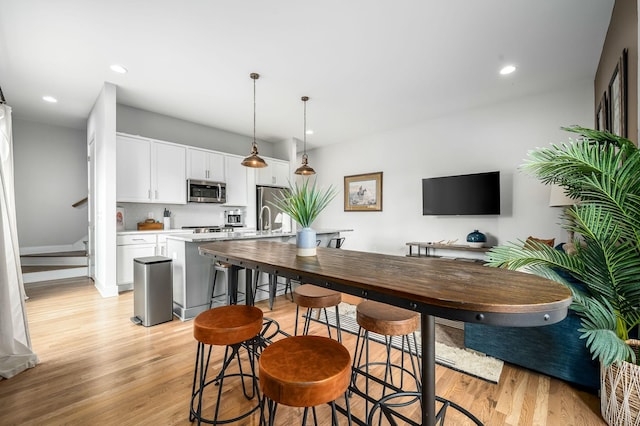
[607,49,627,137]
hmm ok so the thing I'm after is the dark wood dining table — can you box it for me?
[199,240,572,426]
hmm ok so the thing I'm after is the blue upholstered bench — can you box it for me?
[464,308,599,391]
[465,242,599,391]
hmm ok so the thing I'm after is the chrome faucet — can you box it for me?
[259,205,272,231]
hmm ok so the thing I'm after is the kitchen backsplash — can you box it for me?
[118,202,242,230]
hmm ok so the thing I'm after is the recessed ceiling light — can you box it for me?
[42,95,58,103]
[110,64,128,74]
[500,65,516,75]
[305,129,314,135]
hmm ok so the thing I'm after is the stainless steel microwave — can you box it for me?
[187,179,226,203]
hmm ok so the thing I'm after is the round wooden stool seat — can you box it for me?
[293,284,341,308]
[194,305,263,346]
[356,300,419,336]
[259,335,352,408]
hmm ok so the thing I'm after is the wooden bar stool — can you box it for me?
[259,335,352,425]
[292,284,342,342]
[190,305,263,425]
[350,300,421,423]
[208,261,233,308]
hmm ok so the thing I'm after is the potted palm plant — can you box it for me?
[487,126,640,425]
[270,178,337,256]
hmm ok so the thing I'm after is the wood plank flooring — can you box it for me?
[0,278,604,425]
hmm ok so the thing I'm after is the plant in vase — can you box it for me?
[270,178,337,256]
[486,126,640,425]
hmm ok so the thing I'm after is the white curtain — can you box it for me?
[0,103,39,378]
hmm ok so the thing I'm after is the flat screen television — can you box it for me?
[422,171,500,215]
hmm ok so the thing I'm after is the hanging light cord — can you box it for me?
[303,98,307,158]
[302,96,309,160]
[252,74,257,148]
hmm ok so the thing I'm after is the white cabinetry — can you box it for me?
[116,134,152,202]
[256,158,290,187]
[156,234,169,257]
[116,231,192,291]
[187,148,225,181]
[116,134,186,204]
[116,234,157,290]
[153,142,187,203]
[223,154,248,206]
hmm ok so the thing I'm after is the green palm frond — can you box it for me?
[576,296,636,366]
[269,178,337,228]
[489,126,640,366]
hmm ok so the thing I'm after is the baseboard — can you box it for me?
[94,279,118,298]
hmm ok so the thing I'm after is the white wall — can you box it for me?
[116,104,281,158]
[13,118,87,251]
[310,80,594,257]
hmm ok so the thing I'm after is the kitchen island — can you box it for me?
[166,229,349,320]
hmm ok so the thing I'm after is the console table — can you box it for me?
[199,240,571,426]
[406,241,490,260]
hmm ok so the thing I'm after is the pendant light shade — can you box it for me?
[242,73,267,168]
[295,96,316,175]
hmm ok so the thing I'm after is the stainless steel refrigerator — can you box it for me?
[256,186,291,232]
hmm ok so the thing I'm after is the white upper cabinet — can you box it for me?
[117,134,152,202]
[153,141,186,204]
[224,154,248,206]
[116,134,186,204]
[256,158,290,187]
[187,148,225,182]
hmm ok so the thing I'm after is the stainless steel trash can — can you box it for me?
[131,256,173,327]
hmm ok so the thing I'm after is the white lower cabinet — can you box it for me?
[116,231,192,291]
[116,234,158,291]
[156,234,170,257]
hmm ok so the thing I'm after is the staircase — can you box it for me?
[21,250,88,284]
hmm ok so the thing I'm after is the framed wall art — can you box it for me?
[607,49,627,137]
[344,172,383,211]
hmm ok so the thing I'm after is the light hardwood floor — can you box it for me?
[0,278,604,425]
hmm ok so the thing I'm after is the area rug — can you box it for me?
[308,303,503,384]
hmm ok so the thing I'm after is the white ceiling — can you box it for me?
[0,1,614,150]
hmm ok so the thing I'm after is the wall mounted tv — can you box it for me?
[422,171,500,215]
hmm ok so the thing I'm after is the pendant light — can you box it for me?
[294,96,316,175]
[241,73,268,168]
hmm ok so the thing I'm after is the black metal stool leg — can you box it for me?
[190,340,261,424]
[208,266,218,309]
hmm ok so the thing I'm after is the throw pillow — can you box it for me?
[524,236,555,250]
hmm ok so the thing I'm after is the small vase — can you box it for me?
[296,227,317,256]
[467,230,486,248]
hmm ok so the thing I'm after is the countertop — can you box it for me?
[117,228,197,236]
[165,228,351,243]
